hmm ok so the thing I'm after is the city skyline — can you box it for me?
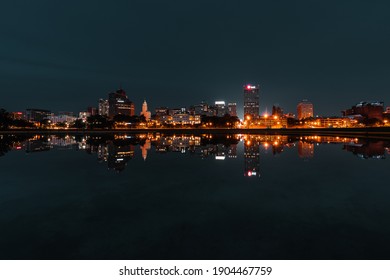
[3,84,390,123]
[2,92,390,130]
[2,0,390,268]
[1,1,390,116]
[2,82,390,120]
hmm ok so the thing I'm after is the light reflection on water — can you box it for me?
[2,133,389,174]
[0,133,389,259]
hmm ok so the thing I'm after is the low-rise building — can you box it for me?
[342,101,384,121]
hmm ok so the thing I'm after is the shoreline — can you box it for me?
[1,127,390,138]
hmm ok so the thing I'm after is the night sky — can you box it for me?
[1,0,389,118]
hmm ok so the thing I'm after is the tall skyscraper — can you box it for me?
[297,99,313,120]
[108,88,135,119]
[140,100,151,121]
[243,84,260,120]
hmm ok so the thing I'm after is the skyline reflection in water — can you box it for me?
[1,133,389,175]
[1,133,390,259]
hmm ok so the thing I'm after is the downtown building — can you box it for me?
[140,100,152,121]
[172,111,201,125]
[154,107,201,125]
[9,112,25,120]
[108,88,135,119]
[384,107,390,124]
[189,101,215,117]
[342,101,384,121]
[98,99,109,116]
[48,112,77,125]
[25,109,51,123]
[272,104,283,117]
[228,103,237,117]
[243,84,260,120]
[297,100,314,120]
[214,101,227,117]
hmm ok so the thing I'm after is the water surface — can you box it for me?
[0,133,389,259]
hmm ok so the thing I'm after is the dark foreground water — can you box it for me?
[0,133,389,260]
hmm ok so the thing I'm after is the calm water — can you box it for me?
[0,133,389,260]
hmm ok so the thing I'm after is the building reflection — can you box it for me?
[344,140,389,159]
[1,133,389,174]
[107,141,135,172]
[298,141,314,159]
[227,144,237,159]
[244,138,260,177]
[155,135,201,153]
[26,135,51,153]
[140,139,151,161]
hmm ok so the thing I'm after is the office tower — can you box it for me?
[108,88,135,119]
[25,109,51,122]
[215,101,227,117]
[272,104,283,117]
[243,84,260,120]
[98,99,109,116]
[297,99,314,120]
[189,101,209,115]
[228,103,237,117]
[140,100,152,121]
